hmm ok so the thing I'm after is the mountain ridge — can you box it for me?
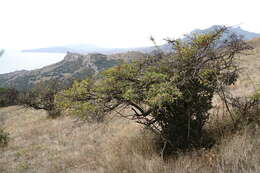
[0,51,146,90]
[22,25,260,54]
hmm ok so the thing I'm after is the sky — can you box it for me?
[0,0,260,50]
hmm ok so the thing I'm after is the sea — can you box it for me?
[0,50,65,74]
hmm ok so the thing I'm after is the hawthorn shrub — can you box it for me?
[19,80,65,118]
[55,79,107,122]
[56,26,252,154]
[229,96,259,130]
[228,83,260,129]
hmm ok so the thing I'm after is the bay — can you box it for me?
[0,50,65,74]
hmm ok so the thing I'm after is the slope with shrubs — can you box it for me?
[0,96,259,173]
[0,29,260,173]
[55,26,253,154]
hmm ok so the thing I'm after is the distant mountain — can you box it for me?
[0,51,146,90]
[190,25,260,40]
[23,44,104,54]
[23,44,155,55]
[23,25,260,55]
[158,25,260,53]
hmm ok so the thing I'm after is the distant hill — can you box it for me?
[22,25,260,55]
[0,51,146,90]
[23,44,105,54]
[22,44,154,55]
[190,25,260,40]
[159,25,260,53]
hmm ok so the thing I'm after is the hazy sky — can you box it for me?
[0,0,259,49]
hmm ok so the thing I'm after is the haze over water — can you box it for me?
[0,51,65,74]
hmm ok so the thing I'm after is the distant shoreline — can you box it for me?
[0,51,65,74]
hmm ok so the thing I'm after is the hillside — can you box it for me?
[0,51,146,90]
[0,38,259,172]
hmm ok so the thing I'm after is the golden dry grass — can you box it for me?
[0,105,259,173]
[0,38,260,173]
[0,106,142,172]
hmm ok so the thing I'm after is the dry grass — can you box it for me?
[0,38,260,173]
[0,104,259,173]
[231,38,260,97]
[0,106,143,173]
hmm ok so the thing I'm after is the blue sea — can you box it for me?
[0,50,65,74]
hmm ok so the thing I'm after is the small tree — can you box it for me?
[19,80,65,118]
[56,26,252,154]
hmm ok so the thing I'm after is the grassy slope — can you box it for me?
[0,39,260,173]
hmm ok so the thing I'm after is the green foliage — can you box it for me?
[0,128,9,147]
[56,26,252,153]
[55,79,105,122]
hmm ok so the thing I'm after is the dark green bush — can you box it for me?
[0,88,19,107]
[19,80,66,118]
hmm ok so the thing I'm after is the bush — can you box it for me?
[228,89,260,129]
[19,80,65,118]
[0,88,19,107]
[0,128,9,147]
[56,26,252,155]
[55,79,106,122]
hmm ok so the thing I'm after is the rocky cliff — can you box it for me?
[0,51,145,90]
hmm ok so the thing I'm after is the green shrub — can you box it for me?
[55,79,105,122]
[56,26,252,155]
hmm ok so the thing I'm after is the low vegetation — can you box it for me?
[0,94,259,172]
[18,80,65,118]
[0,27,259,172]
[0,88,18,147]
[0,88,19,107]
